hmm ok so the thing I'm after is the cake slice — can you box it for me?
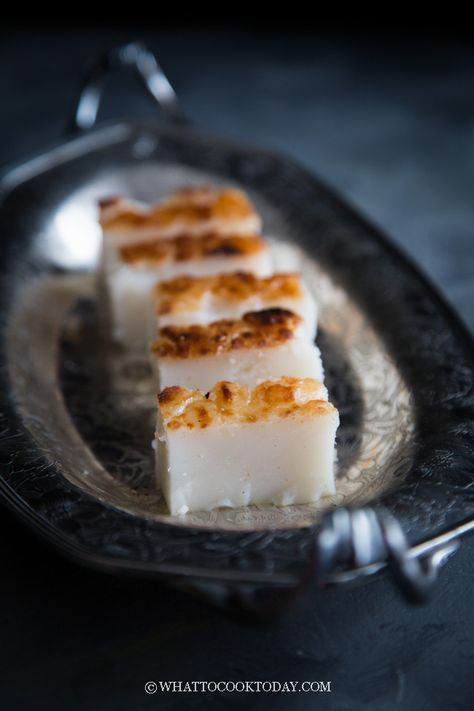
[152,271,318,339]
[156,377,339,514]
[99,186,261,252]
[151,308,323,392]
[101,233,272,345]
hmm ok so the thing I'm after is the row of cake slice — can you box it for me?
[99,186,339,514]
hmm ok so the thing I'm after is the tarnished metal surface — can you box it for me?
[7,162,415,531]
[1,123,472,598]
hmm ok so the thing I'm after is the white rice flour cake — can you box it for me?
[156,377,339,514]
[152,271,318,339]
[101,232,272,345]
[99,186,262,256]
[151,308,323,392]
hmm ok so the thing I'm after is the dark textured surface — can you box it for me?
[1,26,474,711]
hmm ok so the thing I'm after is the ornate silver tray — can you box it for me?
[0,44,473,610]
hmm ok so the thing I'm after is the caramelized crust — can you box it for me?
[99,187,259,232]
[158,377,334,430]
[119,233,267,266]
[151,308,302,359]
[153,272,304,316]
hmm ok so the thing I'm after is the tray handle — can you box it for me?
[316,507,460,603]
[69,41,186,133]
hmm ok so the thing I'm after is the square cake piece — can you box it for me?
[156,377,339,514]
[151,308,323,392]
[101,233,272,345]
[99,186,261,258]
[152,271,318,339]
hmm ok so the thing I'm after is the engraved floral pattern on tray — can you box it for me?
[9,235,415,531]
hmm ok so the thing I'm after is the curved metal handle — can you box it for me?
[316,506,459,603]
[69,41,186,133]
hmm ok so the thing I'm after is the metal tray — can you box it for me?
[0,43,473,610]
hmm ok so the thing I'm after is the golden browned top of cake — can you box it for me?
[119,233,267,266]
[151,308,302,359]
[99,187,259,231]
[158,377,335,430]
[153,272,304,315]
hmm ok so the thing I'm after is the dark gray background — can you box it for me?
[1,25,473,710]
